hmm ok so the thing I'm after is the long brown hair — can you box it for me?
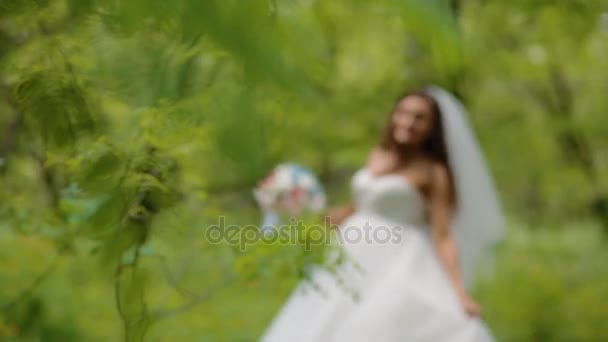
[379,88,457,208]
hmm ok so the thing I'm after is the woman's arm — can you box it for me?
[326,147,380,227]
[326,202,354,227]
[428,163,481,317]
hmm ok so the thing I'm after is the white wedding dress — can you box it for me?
[260,167,495,342]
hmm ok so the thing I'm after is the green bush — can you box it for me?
[475,221,608,342]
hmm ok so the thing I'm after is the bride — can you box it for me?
[260,86,505,341]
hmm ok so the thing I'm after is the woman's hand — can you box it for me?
[325,204,354,227]
[457,291,482,318]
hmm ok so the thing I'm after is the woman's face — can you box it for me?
[391,95,436,146]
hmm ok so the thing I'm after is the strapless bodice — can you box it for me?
[350,168,428,227]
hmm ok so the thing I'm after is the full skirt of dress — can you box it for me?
[259,212,495,342]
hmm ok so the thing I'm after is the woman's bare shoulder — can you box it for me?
[370,145,390,157]
[366,145,387,163]
[428,160,450,188]
[428,158,446,173]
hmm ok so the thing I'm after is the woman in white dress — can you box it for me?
[260,86,505,342]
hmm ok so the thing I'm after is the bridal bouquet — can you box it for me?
[253,162,326,232]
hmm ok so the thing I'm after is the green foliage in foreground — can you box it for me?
[1,0,463,340]
[2,221,607,341]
